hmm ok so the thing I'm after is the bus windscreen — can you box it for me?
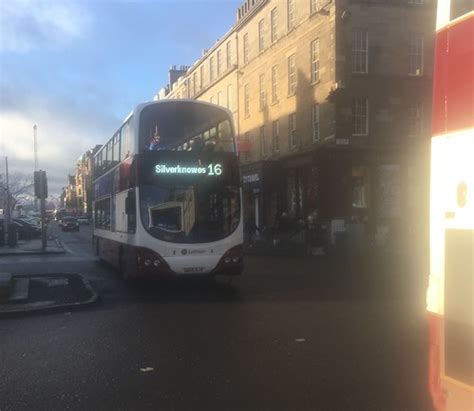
[139,101,235,153]
[138,151,241,243]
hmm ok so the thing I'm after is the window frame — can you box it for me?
[271,65,278,103]
[243,33,249,64]
[217,50,222,76]
[209,56,215,82]
[288,0,295,31]
[312,104,320,142]
[226,41,232,69]
[259,73,266,110]
[227,84,233,110]
[288,54,296,95]
[259,125,266,157]
[310,38,320,83]
[352,97,369,136]
[271,7,278,43]
[407,101,423,137]
[310,0,319,14]
[244,84,250,117]
[352,29,369,74]
[272,119,280,153]
[258,19,265,52]
[408,32,424,76]
[289,112,297,148]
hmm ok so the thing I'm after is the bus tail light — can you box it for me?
[136,247,171,273]
[214,245,244,275]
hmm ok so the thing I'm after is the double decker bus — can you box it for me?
[92,100,243,279]
[427,1,473,409]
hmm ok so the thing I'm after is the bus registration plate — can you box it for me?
[183,267,205,273]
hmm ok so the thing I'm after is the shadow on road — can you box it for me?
[86,252,428,320]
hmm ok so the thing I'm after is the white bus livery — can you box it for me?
[92,100,243,279]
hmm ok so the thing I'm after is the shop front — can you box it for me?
[241,161,283,235]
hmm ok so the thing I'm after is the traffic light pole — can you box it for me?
[39,171,47,251]
[4,157,11,242]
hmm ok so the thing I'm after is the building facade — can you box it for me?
[65,175,77,210]
[73,145,102,216]
[157,0,436,251]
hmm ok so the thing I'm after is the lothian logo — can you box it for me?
[181,249,206,256]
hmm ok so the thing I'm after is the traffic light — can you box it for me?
[34,170,48,198]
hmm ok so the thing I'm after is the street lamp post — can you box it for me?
[33,124,38,212]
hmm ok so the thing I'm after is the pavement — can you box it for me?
[0,230,94,317]
[0,272,99,318]
[0,236,65,256]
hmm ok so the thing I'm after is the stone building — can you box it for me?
[74,145,102,216]
[65,175,77,210]
[155,31,239,131]
[157,0,436,251]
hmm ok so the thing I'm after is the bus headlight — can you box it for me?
[153,259,161,267]
[144,259,151,266]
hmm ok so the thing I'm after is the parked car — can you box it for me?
[77,216,90,225]
[61,217,80,232]
[18,216,41,227]
[12,218,41,240]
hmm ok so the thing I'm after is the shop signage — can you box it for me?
[242,173,260,184]
[336,138,350,145]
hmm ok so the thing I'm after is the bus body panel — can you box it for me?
[428,4,474,409]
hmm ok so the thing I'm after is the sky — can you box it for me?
[0,0,241,199]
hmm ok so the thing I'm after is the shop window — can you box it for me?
[377,165,401,218]
[352,166,370,209]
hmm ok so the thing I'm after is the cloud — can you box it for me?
[0,0,91,53]
[0,89,119,196]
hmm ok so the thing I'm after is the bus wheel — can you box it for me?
[119,248,132,281]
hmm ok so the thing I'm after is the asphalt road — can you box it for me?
[0,222,433,411]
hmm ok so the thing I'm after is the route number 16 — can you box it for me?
[207,163,223,176]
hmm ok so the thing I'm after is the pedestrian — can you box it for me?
[148,126,162,150]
